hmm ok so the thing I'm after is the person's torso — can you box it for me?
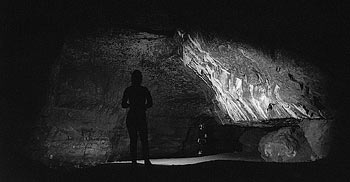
[127,85,147,111]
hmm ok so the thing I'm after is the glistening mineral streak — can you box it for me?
[180,32,320,124]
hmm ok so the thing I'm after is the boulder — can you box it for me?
[299,119,332,159]
[258,127,315,162]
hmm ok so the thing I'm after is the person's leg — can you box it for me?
[139,121,151,165]
[127,122,138,164]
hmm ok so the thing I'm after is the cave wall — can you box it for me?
[33,28,334,166]
[181,32,333,126]
[36,30,214,166]
[179,32,333,161]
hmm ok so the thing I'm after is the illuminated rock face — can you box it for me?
[180,32,331,126]
[179,32,333,161]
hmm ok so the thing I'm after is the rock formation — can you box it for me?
[34,29,214,166]
[258,127,314,162]
[179,31,333,162]
[298,119,332,159]
[180,32,332,126]
[32,28,333,166]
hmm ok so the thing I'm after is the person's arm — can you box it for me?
[145,88,153,109]
[121,88,130,108]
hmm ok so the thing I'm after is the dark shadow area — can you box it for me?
[1,0,349,181]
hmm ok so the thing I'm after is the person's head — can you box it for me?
[131,70,142,85]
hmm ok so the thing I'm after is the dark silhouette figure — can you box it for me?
[122,70,153,166]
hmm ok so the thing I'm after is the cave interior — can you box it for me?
[1,0,349,181]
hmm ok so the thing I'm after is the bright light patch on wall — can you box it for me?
[180,32,321,125]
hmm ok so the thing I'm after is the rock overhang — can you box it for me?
[178,31,333,127]
[178,30,334,161]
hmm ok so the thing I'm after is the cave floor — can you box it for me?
[108,152,263,165]
[4,151,349,182]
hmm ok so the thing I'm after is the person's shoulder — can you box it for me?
[125,86,132,92]
[141,86,150,92]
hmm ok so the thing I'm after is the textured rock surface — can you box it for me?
[299,119,332,159]
[36,29,214,166]
[258,127,314,162]
[180,32,332,126]
[178,31,333,162]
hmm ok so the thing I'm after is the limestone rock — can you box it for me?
[258,127,314,162]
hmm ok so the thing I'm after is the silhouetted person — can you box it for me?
[122,70,153,166]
